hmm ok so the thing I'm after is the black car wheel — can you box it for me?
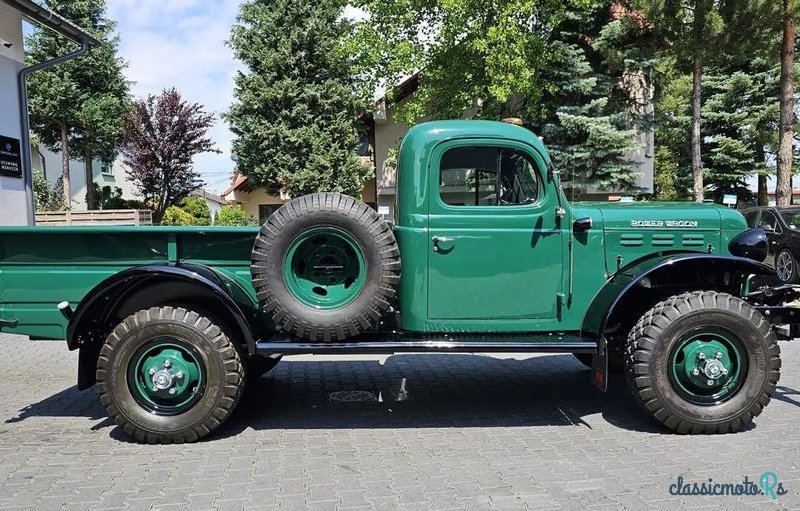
[775,248,799,283]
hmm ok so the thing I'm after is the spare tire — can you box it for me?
[251,193,400,342]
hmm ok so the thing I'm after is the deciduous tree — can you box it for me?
[120,88,218,221]
[777,0,796,206]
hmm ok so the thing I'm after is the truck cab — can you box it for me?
[392,120,750,335]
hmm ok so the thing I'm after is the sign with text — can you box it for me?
[0,135,22,179]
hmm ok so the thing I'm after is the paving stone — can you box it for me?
[0,334,798,510]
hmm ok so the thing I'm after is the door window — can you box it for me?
[744,211,759,228]
[439,146,539,207]
[760,210,782,233]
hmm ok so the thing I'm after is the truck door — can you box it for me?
[427,140,563,321]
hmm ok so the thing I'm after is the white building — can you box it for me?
[0,0,98,225]
[35,148,139,210]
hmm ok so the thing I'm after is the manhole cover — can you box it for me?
[329,390,377,402]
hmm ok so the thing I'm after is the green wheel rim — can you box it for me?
[283,226,367,309]
[668,329,747,405]
[127,339,205,415]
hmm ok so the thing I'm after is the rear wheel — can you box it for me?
[625,291,780,434]
[96,307,245,443]
[251,193,400,342]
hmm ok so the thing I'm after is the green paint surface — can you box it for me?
[0,120,750,340]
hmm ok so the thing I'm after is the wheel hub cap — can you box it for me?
[670,332,746,404]
[130,342,203,414]
[283,227,367,309]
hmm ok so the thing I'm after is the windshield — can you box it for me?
[780,209,800,230]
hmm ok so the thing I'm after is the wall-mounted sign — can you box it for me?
[0,135,22,179]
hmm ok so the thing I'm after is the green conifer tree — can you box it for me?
[26,0,130,210]
[226,0,370,199]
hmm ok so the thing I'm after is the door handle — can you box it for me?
[432,236,455,252]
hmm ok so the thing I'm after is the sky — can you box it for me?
[107,1,368,194]
[108,0,242,193]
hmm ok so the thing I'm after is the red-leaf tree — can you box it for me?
[121,88,219,221]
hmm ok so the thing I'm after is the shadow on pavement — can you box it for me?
[214,353,670,439]
[4,353,678,442]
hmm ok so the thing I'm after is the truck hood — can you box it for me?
[572,201,748,273]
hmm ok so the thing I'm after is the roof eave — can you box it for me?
[2,0,101,47]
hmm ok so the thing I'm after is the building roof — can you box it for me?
[192,188,227,205]
[223,172,254,196]
[1,0,100,46]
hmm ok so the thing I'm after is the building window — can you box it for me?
[100,162,113,176]
[258,204,281,224]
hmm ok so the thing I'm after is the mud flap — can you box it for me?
[592,335,608,391]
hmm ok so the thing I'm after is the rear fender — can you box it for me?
[69,264,259,389]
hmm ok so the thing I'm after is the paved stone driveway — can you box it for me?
[0,332,798,510]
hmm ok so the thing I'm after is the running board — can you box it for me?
[255,333,596,356]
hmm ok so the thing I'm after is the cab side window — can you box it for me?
[439,146,539,207]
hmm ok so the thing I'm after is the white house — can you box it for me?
[0,0,98,225]
[35,148,140,210]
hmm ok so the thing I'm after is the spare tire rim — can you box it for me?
[283,226,367,309]
[127,339,205,415]
[668,328,747,405]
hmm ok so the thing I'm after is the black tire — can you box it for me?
[246,354,282,381]
[96,307,245,443]
[572,353,623,374]
[775,248,799,284]
[251,193,400,342]
[625,291,780,434]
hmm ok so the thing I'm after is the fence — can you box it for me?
[35,209,153,226]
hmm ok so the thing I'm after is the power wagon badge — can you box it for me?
[630,220,699,228]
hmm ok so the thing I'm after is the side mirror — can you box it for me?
[573,217,592,232]
[760,223,775,234]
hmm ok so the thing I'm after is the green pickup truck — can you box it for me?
[0,120,791,443]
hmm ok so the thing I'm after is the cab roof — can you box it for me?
[402,120,551,164]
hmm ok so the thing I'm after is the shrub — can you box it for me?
[215,205,250,226]
[181,196,211,225]
[161,205,197,225]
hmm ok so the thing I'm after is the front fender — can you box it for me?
[581,252,775,341]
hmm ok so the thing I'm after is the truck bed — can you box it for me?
[0,226,260,339]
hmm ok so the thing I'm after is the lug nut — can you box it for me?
[692,368,700,376]
[152,385,159,392]
[175,371,184,379]
[707,379,715,386]
[148,367,156,375]
[715,352,723,359]
[698,353,706,360]
[163,359,171,368]
[721,369,728,375]
[168,388,177,395]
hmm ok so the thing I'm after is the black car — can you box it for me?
[743,206,800,283]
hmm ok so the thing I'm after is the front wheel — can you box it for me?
[96,307,245,443]
[625,291,780,434]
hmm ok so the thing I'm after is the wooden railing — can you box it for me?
[35,209,153,226]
